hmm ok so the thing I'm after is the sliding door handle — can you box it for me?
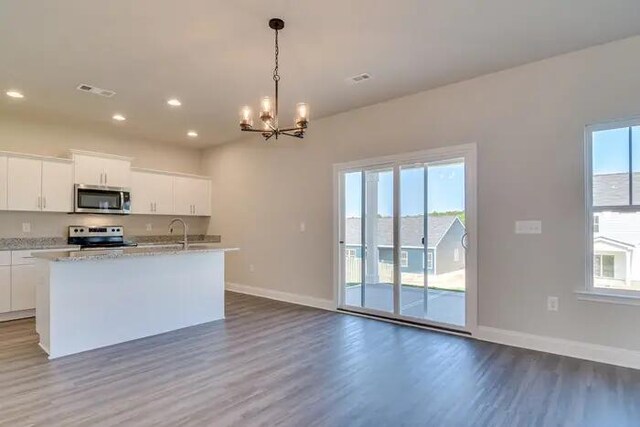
[461,233,469,250]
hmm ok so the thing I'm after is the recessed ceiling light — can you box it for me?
[6,90,24,99]
[112,114,126,121]
[167,98,182,107]
[187,130,198,137]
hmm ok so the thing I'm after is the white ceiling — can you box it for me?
[1,0,640,147]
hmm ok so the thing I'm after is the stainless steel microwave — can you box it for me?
[74,184,131,215]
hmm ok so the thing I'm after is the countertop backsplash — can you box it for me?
[0,211,211,239]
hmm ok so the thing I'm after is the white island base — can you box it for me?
[35,249,232,359]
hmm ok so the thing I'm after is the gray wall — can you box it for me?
[203,36,640,351]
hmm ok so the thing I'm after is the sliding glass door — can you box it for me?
[337,146,475,332]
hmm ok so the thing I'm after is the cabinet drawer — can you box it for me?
[12,250,37,265]
[0,251,10,266]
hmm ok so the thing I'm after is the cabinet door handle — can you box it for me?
[150,202,153,212]
[99,173,103,185]
[154,202,157,212]
[105,173,108,185]
[37,196,41,209]
[43,197,46,209]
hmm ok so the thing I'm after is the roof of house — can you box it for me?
[345,215,464,248]
[593,173,634,206]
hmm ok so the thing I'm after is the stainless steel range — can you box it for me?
[68,226,138,250]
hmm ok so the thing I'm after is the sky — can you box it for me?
[592,126,640,174]
[345,162,465,217]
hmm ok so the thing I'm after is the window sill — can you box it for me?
[575,290,640,306]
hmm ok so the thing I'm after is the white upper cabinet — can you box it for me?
[103,158,132,187]
[73,153,131,187]
[131,171,174,215]
[41,160,73,212]
[7,157,74,213]
[0,156,7,211]
[7,157,42,211]
[193,178,211,216]
[174,176,211,216]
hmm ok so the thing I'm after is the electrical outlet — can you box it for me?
[249,264,255,273]
[145,223,153,231]
[300,221,306,232]
[547,296,559,312]
[22,223,31,233]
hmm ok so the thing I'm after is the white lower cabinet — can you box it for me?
[0,248,77,317]
[0,266,10,313]
[11,264,36,311]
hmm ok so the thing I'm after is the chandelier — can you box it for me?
[239,18,309,141]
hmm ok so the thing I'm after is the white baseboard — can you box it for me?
[226,282,335,311]
[476,326,640,370]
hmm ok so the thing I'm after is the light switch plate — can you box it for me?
[515,220,542,234]
[300,222,306,232]
[547,296,559,312]
[22,223,31,233]
[146,223,153,231]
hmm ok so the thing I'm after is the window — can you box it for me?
[454,248,460,262]
[588,121,640,293]
[346,248,357,259]
[594,254,615,278]
[427,252,434,270]
[400,250,409,268]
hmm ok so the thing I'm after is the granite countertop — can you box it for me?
[33,244,239,262]
[0,235,221,251]
[0,238,80,251]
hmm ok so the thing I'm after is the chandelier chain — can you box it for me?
[273,29,280,82]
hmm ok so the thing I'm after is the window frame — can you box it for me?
[583,117,640,300]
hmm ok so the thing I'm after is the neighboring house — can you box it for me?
[593,173,640,289]
[345,215,466,277]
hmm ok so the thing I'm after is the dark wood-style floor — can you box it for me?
[1,292,639,427]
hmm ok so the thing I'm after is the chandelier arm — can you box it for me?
[241,128,269,133]
[280,131,304,139]
[279,126,303,132]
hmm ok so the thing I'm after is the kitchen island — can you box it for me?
[33,245,237,359]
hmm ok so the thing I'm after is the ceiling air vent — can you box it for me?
[347,73,372,84]
[76,84,116,98]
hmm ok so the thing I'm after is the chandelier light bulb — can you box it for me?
[260,96,273,121]
[239,106,253,129]
[296,102,309,128]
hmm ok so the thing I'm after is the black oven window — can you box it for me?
[78,190,121,209]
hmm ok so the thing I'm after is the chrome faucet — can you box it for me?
[169,218,189,249]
